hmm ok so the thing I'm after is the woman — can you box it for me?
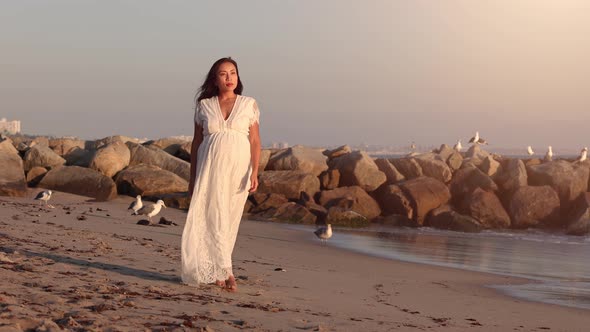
[181,57,261,292]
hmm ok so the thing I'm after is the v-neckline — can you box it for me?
[216,95,240,122]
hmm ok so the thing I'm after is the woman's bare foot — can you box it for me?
[225,275,237,292]
[215,280,225,287]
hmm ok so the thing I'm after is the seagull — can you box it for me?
[544,146,553,162]
[576,147,588,163]
[410,142,416,150]
[128,195,143,215]
[527,146,534,156]
[453,140,462,152]
[136,200,166,223]
[34,190,53,208]
[468,131,480,144]
[314,224,332,243]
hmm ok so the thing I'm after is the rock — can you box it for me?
[0,139,19,155]
[328,151,386,192]
[414,153,453,183]
[389,158,423,179]
[92,135,140,150]
[63,147,94,167]
[145,137,190,156]
[323,145,351,160]
[437,144,454,161]
[449,166,498,206]
[527,160,589,211]
[375,214,418,227]
[39,166,117,201]
[89,141,131,178]
[426,208,483,233]
[479,156,501,177]
[318,186,381,220]
[374,158,405,184]
[127,142,190,181]
[319,169,340,190]
[374,184,413,218]
[465,144,490,159]
[446,151,463,172]
[259,149,271,173]
[267,145,328,177]
[509,185,560,228]
[399,177,451,225]
[270,202,317,224]
[250,193,289,214]
[23,145,66,172]
[48,138,86,157]
[463,188,510,228]
[0,149,27,197]
[525,158,542,167]
[326,207,369,227]
[26,166,48,186]
[495,159,527,195]
[257,170,320,200]
[244,200,254,214]
[144,192,191,210]
[175,141,192,161]
[565,193,590,235]
[115,164,188,197]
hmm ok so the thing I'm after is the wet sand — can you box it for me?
[1,189,589,331]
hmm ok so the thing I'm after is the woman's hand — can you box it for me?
[248,172,259,193]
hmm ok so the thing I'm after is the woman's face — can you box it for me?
[216,62,238,93]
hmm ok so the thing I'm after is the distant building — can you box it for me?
[0,118,21,134]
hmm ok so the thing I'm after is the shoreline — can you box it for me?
[1,190,590,331]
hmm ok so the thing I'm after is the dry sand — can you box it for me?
[1,189,589,331]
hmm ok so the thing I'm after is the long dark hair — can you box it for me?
[195,57,244,103]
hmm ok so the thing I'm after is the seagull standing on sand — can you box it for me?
[453,140,462,152]
[34,190,53,208]
[137,200,166,223]
[128,195,143,215]
[544,146,553,162]
[527,146,534,156]
[576,147,588,162]
[314,224,332,243]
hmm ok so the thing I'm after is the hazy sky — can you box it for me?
[1,1,589,149]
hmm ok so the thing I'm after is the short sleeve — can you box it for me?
[194,101,202,126]
[249,100,260,127]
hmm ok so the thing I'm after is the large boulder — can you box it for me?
[527,160,589,211]
[328,151,386,192]
[144,137,190,156]
[39,166,117,201]
[89,141,131,178]
[508,185,560,228]
[250,193,289,214]
[375,158,405,184]
[465,144,490,160]
[318,186,381,220]
[323,145,351,160]
[267,145,328,177]
[374,184,413,218]
[326,207,369,227]
[175,141,192,162]
[495,159,527,195]
[0,139,19,155]
[26,166,47,187]
[127,142,190,181]
[463,188,511,228]
[0,148,27,197]
[446,151,463,172]
[426,206,482,233]
[258,149,272,173]
[390,158,423,179]
[270,202,317,224]
[92,135,140,150]
[449,166,498,206]
[414,153,452,183]
[478,156,501,178]
[437,144,455,161]
[115,164,188,197]
[257,170,320,201]
[399,177,451,225]
[23,145,66,172]
[565,193,590,235]
[319,169,340,190]
[48,138,86,157]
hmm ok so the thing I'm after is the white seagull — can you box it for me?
[527,146,534,156]
[314,224,332,243]
[576,147,588,163]
[34,190,53,208]
[128,195,143,215]
[453,140,462,152]
[137,200,166,223]
[544,146,553,162]
[468,131,480,144]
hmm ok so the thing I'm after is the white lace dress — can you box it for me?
[181,95,259,285]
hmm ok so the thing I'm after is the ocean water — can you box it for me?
[294,225,590,310]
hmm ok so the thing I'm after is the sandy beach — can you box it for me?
[1,189,589,332]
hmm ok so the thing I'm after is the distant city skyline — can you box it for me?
[2,1,589,149]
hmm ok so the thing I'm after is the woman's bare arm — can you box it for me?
[248,121,261,192]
